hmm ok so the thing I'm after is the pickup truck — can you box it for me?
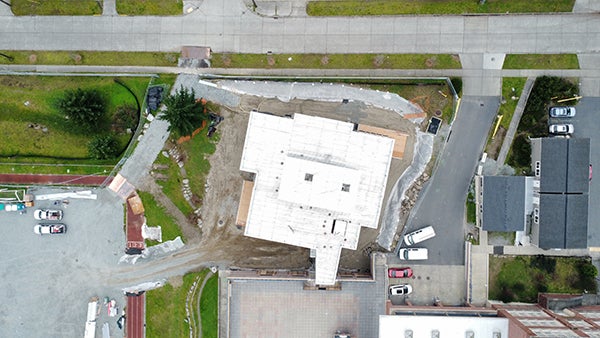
[34,209,63,220]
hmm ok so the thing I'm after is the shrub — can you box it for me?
[112,104,139,133]
[531,255,556,275]
[88,135,120,159]
[450,77,462,96]
[578,262,598,279]
[508,133,531,168]
[57,88,107,133]
[160,86,209,137]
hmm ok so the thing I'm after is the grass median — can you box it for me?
[11,0,101,15]
[117,0,182,15]
[0,51,179,67]
[503,54,580,70]
[307,0,575,16]
[212,53,461,69]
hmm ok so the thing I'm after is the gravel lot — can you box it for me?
[0,187,126,338]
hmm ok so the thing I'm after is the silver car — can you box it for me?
[549,106,576,118]
[549,124,574,135]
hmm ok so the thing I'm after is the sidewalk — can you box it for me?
[494,77,535,172]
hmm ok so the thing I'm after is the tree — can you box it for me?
[57,88,107,133]
[88,135,120,159]
[160,86,208,137]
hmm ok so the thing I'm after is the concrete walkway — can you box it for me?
[102,0,117,16]
[494,77,535,172]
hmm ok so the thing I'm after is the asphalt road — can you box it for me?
[392,96,499,266]
[565,97,600,246]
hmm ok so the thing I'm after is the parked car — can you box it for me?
[389,284,413,296]
[403,225,436,246]
[549,124,574,135]
[34,209,63,220]
[549,106,576,118]
[34,223,66,235]
[398,248,428,260]
[388,267,413,278]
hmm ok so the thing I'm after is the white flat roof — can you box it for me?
[379,315,509,338]
[240,112,394,285]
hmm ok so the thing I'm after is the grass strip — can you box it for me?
[11,0,101,15]
[200,274,219,338]
[307,0,575,16]
[117,0,182,15]
[0,51,179,67]
[146,270,209,338]
[212,53,461,69]
[503,54,580,70]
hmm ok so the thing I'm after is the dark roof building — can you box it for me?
[531,137,590,249]
[482,176,532,232]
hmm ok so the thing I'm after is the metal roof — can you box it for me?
[240,111,394,285]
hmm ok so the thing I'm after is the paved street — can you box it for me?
[395,96,499,266]
[1,0,600,54]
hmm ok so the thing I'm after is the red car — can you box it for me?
[388,267,413,278]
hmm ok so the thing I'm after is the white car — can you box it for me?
[549,106,576,118]
[34,223,67,235]
[389,284,413,296]
[549,124,574,135]
[34,209,63,220]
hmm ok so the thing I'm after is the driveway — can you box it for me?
[565,97,600,246]
[0,188,125,338]
[393,96,499,266]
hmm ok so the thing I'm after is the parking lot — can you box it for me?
[386,261,466,306]
[562,97,600,245]
[0,187,126,338]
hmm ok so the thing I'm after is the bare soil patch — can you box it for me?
[486,126,507,160]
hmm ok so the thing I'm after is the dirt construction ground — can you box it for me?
[187,95,418,273]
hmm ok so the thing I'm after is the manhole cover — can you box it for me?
[434,110,442,117]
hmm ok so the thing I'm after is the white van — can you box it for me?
[398,248,428,260]
[403,225,436,246]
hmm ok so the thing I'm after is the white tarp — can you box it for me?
[142,224,162,242]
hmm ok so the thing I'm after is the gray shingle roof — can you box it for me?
[540,138,590,194]
[538,194,589,249]
[482,176,526,232]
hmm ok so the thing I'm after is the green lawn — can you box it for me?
[498,78,527,130]
[489,255,597,303]
[11,0,101,15]
[503,54,580,69]
[138,191,184,246]
[117,0,182,15]
[153,153,195,216]
[212,53,461,69]
[0,51,179,67]
[181,132,218,203]
[0,76,150,161]
[200,274,219,338]
[153,128,218,217]
[146,270,209,338]
[307,0,575,16]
